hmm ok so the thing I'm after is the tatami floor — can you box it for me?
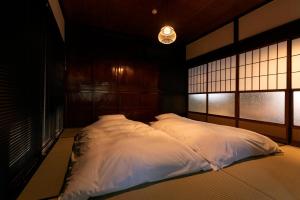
[17,129,300,200]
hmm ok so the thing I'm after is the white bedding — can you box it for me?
[60,118,211,200]
[151,115,281,170]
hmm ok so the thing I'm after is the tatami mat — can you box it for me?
[18,128,300,200]
[17,130,75,200]
[223,146,300,200]
[101,170,271,200]
[60,128,81,138]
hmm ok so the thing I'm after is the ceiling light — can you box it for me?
[152,9,158,15]
[158,25,176,44]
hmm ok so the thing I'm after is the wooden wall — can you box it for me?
[65,26,186,127]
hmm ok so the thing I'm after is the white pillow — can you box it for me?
[155,113,181,120]
[98,114,126,121]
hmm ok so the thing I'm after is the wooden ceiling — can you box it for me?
[60,0,269,44]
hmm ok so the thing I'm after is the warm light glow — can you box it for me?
[163,26,171,35]
[158,25,176,44]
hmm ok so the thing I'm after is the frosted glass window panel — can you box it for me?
[268,75,277,90]
[240,66,245,78]
[226,80,231,91]
[246,78,252,90]
[292,38,300,56]
[226,57,231,68]
[231,67,236,79]
[278,57,287,73]
[269,44,277,60]
[253,77,259,90]
[278,41,287,58]
[253,63,260,76]
[246,64,252,77]
[260,47,268,61]
[294,92,300,126]
[231,80,236,91]
[240,53,245,65]
[221,59,226,69]
[208,93,235,117]
[292,72,300,89]
[189,94,206,113]
[231,56,236,67]
[246,51,252,64]
[260,61,268,75]
[260,76,268,90]
[278,74,286,89]
[239,78,245,91]
[208,72,211,82]
[268,59,277,75]
[253,49,260,63]
[240,92,285,124]
[292,55,300,72]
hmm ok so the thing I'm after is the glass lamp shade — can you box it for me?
[158,25,176,44]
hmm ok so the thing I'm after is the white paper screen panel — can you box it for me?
[188,65,207,93]
[294,91,300,126]
[188,94,206,113]
[208,55,236,92]
[240,92,285,124]
[292,38,300,89]
[239,41,287,91]
[208,93,235,117]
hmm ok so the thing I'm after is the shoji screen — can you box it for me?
[207,56,236,117]
[239,41,287,124]
[239,41,287,91]
[292,38,300,126]
[188,64,207,93]
[188,65,207,113]
[207,56,236,92]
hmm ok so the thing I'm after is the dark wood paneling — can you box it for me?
[61,0,268,44]
[187,112,207,122]
[65,25,185,127]
[292,128,300,146]
[239,120,287,143]
[208,115,236,127]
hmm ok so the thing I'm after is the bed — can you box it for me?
[59,114,280,200]
[59,115,210,200]
[151,113,280,169]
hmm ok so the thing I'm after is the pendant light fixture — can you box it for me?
[158,25,176,44]
[157,0,176,44]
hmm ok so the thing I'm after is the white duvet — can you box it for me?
[60,118,211,200]
[151,116,281,170]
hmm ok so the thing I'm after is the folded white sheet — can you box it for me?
[60,119,211,200]
[151,116,281,170]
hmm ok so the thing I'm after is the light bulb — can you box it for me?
[163,26,171,35]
